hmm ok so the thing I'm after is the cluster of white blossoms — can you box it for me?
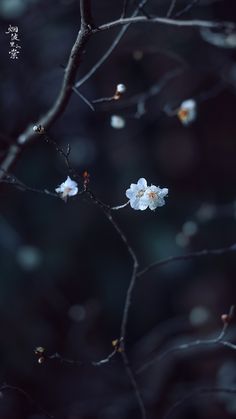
[55,176,168,211]
[177,99,197,126]
[55,176,78,200]
[125,178,168,211]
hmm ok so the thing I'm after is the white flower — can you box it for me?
[126,178,148,210]
[125,178,168,211]
[116,83,126,94]
[55,176,78,200]
[177,99,197,125]
[110,115,125,129]
[143,185,168,210]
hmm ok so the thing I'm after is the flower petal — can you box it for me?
[130,198,141,210]
[126,188,135,199]
[159,188,168,198]
[137,178,147,189]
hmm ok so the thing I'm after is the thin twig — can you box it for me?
[164,387,236,419]
[107,67,185,115]
[86,189,147,419]
[94,16,235,32]
[121,0,130,18]
[137,306,235,374]
[137,243,236,278]
[175,0,199,18]
[72,86,95,111]
[166,0,177,18]
[0,383,53,419]
[0,0,93,180]
[75,0,148,89]
[0,168,58,198]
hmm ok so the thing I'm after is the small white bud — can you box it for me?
[177,99,197,126]
[110,115,125,129]
[116,84,126,94]
[32,125,45,134]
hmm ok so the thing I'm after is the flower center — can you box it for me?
[178,109,189,121]
[147,191,157,200]
[136,189,145,198]
[62,187,72,196]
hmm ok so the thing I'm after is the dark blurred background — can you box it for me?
[1,0,236,418]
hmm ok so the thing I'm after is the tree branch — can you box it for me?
[137,243,236,278]
[94,16,235,32]
[0,0,93,180]
[80,0,93,28]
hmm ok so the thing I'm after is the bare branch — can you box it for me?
[164,387,236,419]
[80,0,93,27]
[166,0,177,18]
[0,0,93,180]
[75,0,148,89]
[137,243,236,278]
[94,16,235,32]
[86,190,146,419]
[0,383,53,419]
[137,306,235,374]
[175,0,199,18]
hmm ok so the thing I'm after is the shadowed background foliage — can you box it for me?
[1,0,236,418]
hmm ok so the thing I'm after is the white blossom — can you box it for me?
[125,178,168,211]
[116,83,126,94]
[143,185,168,210]
[177,99,197,125]
[110,115,125,129]
[55,176,78,200]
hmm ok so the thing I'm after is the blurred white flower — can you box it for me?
[126,178,168,211]
[55,176,78,200]
[177,99,197,125]
[110,115,125,129]
[116,83,126,94]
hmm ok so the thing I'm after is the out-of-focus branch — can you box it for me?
[166,0,177,18]
[0,383,53,419]
[137,243,236,278]
[0,0,93,180]
[175,0,199,18]
[137,306,235,374]
[164,387,236,419]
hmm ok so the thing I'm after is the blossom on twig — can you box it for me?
[55,176,78,201]
[177,99,197,125]
[125,178,168,211]
[116,83,126,94]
